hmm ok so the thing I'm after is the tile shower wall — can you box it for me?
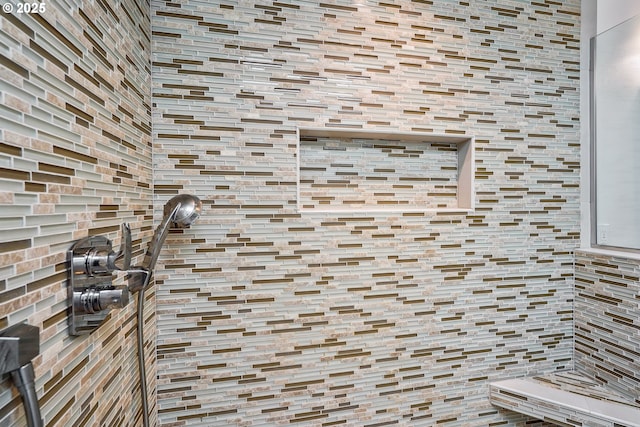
[152,0,581,426]
[0,1,153,426]
[574,250,640,404]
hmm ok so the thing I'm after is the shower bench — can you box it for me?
[490,371,640,426]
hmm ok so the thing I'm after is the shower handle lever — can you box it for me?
[108,223,131,271]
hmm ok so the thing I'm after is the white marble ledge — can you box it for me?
[490,375,640,427]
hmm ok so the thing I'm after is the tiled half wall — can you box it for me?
[0,1,154,425]
[152,1,581,426]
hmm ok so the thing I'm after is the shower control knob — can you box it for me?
[83,247,111,275]
[77,286,129,314]
[81,223,131,276]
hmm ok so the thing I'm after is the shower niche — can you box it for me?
[297,128,474,213]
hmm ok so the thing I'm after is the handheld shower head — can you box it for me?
[131,194,202,427]
[163,194,202,228]
[128,194,202,293]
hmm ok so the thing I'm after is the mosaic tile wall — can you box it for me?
[574,250,640,405]
[152,0,581,426]
[0,1,154,425]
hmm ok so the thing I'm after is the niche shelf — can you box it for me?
[297,128,474,213]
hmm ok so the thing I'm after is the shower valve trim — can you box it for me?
[67,194,203,335]
[67,223,132,335]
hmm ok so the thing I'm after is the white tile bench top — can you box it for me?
[490,371,640,427]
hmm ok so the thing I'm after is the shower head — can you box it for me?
[163,194,202,228]
[129,194,202,293]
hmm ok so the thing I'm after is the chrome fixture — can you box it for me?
[128,194,203,293]
[0,323,43,427]
[128,194,202,427]
[68,223,131,335]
